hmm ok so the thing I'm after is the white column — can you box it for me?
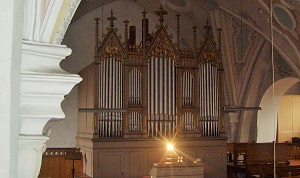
[18,41,81,178]
[0,0,24,177]
[229,112,240,142]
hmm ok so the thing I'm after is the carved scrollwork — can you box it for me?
[199,48,219,66]
[99,40,123,61]
[147,33,177,60]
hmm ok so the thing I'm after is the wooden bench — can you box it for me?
[227,142,300,177]
[227,143,248,177]
[243,142,299,177]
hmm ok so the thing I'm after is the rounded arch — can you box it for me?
[257,77,300,143]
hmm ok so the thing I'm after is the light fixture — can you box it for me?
[165,142,176,164]
[167,143,174,151]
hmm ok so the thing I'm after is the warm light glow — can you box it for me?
[167,143,174,151]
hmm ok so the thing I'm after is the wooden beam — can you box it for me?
[223,106,262,112]
[79,108,127,113]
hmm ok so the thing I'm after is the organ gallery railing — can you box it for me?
[81,6,224,139]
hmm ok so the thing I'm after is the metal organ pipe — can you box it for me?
[129,69,141,105]
[98,57,123,138]
[199,62,219,136]
[182,112,194,131]
[182,71,194,106]
[147,57,176,138]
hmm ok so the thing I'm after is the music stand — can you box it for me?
[65,151,82,178]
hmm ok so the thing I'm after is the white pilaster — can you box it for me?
[0,0,24,177]
[18,40,81,178]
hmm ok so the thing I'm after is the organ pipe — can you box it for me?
[98,57,123,137]
[129,69,141,105]
[147,57,176,138]
[182,71,194,106]
[199,63,220,136]
[91,7,223,139]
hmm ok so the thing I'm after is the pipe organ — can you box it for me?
[77,6,228,178]
[79,7,224,139]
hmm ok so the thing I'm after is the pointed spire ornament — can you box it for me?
[108,9,117,28]
[155,6,168,26]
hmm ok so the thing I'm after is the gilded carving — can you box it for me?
[99,40,123,61]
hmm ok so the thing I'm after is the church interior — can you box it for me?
[3,0,300,178]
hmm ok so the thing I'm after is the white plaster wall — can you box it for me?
[45,1,177,148]
[0,0,23,177]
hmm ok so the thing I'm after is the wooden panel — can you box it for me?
[278,95,293,142]
[129,152,143,178]
[38,148,86,178]
[293,96,300,137]
[148,150,165,165]
[86,64,95,109]
[278,95,300,142]
[78,64,97,133]
[86,65,95,132]
[78,113,87,132]
[200,148,224,178]
[90,139,227,178]
[78,70,87,108]
[98,152,127,177]
[78,71,87,132]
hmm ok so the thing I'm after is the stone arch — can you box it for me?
[257,77,300,143]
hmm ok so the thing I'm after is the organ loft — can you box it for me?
[77,6,227,177]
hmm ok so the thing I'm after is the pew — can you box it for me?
[244,143,299,177]
[226,142,247,167]
[227,143,247,177]
[227,142,300,177]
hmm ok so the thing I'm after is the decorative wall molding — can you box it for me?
[23,0,64,43]
[280,0,300,9]
[40,0,64,43]
[274,50,293,77]
[273,4,296,31]
[54,0,81,44]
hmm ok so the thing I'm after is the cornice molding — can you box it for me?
[20,41,82,135]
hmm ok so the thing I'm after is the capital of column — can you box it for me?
[18,135,49,178]
[20,41,82,135]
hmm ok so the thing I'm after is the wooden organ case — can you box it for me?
[77,7,227,178]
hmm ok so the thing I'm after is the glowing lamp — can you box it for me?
[167,143,174,151]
